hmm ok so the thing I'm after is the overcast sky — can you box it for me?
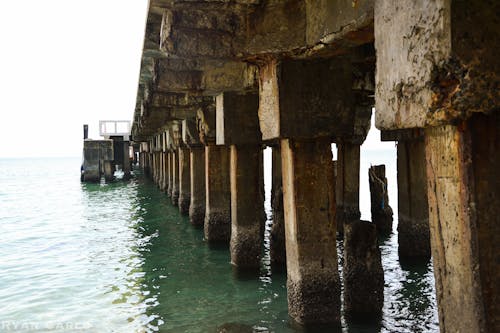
[0,0,149,157]
[0,0,392,158]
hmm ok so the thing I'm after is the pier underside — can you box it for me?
[132,1,499,331]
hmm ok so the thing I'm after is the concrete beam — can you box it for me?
[375,0,500,130]
[216,92,261,146]
[258,57,372,143]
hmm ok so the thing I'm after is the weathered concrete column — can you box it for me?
[397,135,430,259]
[229,144,264,268]
[281,139,340,324]
[270,145,286,267]
[336,142,361,235]
[103,161,114,182]
[257,57,371,326]
[216,92,264,268]
[147,152,153,179]
[189,147,205,226]
[178,146,191,215]
[343,220,384,319]
[375,2,500,330]
[171,150,179,206]
[162,152,168,191]
[425,115,500,333]
[166,151,172,197]
[369,165,393,233]
[122,141,131,180]
[204,144,231,243]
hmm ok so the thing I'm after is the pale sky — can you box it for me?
[0,1,390,158]
[0,0,149,158]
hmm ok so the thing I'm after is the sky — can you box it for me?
[0,1,391,158]
[0,0,149,158]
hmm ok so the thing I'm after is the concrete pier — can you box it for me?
[82,140,114,182]
[129,1,499,330]
[204,144,231,244]
[178,147,190,215]
[189,147,205,227]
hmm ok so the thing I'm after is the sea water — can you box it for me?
[0,153,438,332]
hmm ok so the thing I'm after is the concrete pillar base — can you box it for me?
[343,220,384,319]
[281,139,340,325]
[171,151,179,206]
[229,145,264,269]
[204,144,231,243]
[189,147,205,226]
[178,147,191,215]
[396,139,431,259]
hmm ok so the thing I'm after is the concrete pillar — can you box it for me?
[270,145,286,267]
[166,151,172,197]
[425,113,499,333]
[163,152,168,192]
[336,142,361,235]
[397,138,430,259]
[204,143,231,243]
[178,147,191,215]
[103,161,114,182]
[122,141,131,180]
[369,165,393,233]
[160,152,167,191]
[343,220,384,319]
[153,152,159,184]
[147,153,152,178]
[171,150,179,206]
[281,138,340,324]
[189,147,205,227]
[229,144,265,269]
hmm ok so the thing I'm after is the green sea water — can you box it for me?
[0,154,438,332]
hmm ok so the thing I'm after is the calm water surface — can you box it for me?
[0,154,438,332]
